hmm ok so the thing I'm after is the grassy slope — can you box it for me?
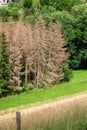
[0,70,87,110]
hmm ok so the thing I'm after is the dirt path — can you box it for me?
[0,92,87,121]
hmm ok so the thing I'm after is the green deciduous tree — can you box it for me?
[40,0,84,11]
[42,7,87,69]
[23,0,40,8]
[71,4,87,69]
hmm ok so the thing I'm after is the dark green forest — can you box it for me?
[21,0,87,70]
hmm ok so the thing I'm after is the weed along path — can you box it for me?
[0,93,87,121]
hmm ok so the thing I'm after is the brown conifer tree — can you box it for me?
[33,18,68,87]
[1,18,68,90]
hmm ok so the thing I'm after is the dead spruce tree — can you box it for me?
[6,18,68,91]
[8,20,35,90]
[33,18,47,87]
[33,18,68,87]
[44,22,67,85]
[22,24,35,85]
[8,21,24,91]
[9,45,22,91]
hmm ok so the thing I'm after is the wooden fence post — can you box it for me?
[16,112,21,130]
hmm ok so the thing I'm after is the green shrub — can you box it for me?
[8,0,22,9]
[22,0,32,8]
[22,82,29,91]
[0,6,20,22]
[8,1,15,8]
[0,7,9,22]
[64,67,72,81]
[10,7,20,20]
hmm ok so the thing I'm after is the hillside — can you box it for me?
[0,70,87,112]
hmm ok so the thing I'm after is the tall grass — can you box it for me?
[0,116,16,130]
[22,100,87,130]
[0,98,87,130]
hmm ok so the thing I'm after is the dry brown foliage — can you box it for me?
[0,18,68,89]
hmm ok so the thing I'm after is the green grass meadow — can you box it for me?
[0,70,87,111]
